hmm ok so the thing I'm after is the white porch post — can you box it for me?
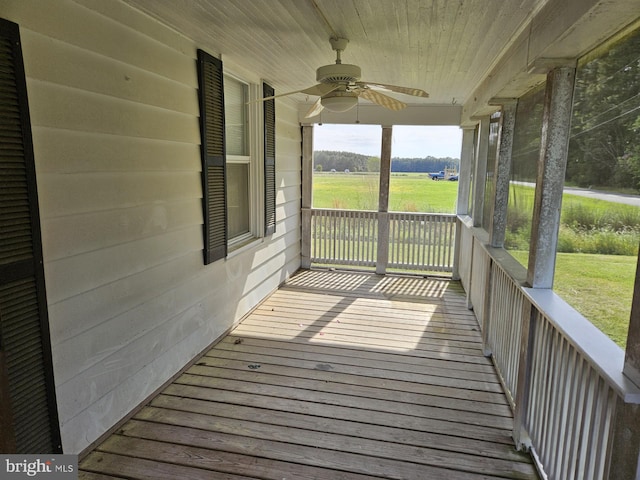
[488,100,517,248]
[513,64,576,452]
[526,66,576,288]
[481,102,517,356]
[471,116,490,227]
[609,250,640,479]
[376,126,392,275]
[301,124,313,269]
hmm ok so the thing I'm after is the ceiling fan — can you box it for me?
[262,37,429,118]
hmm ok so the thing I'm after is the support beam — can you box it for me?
[471,117,490,227]
[488,100,518,248]
[512,301,535,451]
[609,245,640,478]
[609,395,640,479]
[625,245,640,387]
[527,66,576,288]
[376,126,392,275]
[378,126,392,214]
[301,125,313,269]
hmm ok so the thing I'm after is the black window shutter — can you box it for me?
[0,18,62,453]
[263,83,276,236]
[197,49,227,264]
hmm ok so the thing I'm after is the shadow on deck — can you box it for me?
[79,269,539,480]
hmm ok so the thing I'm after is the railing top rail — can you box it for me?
[310,207,377,214]
[523,287,640,403]
[389,212,457,218]
[311,208,456,218]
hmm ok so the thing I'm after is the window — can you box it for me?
[312,124,381,210]
[224,76,252,243]
[196,49,276,264]
[482,113,501,230]
[312,124,462,213]
[389,126,461,214]
[504,83,546,265]
[554,26,640,348]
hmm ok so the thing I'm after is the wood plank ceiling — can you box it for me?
[122,0,549,107]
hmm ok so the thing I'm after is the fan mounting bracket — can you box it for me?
[329,37,349,53]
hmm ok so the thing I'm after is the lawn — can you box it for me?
[312,172,638,348]
[313,172,458,212]
[510,250,635,348]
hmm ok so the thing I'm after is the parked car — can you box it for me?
[448,175,459,181]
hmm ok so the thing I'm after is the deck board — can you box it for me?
[79,269,539,480]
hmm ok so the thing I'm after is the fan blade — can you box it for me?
[358,89,407,111]
[300,83,341,97]
[304,97,324,118]
[358,82,429,98]
[256,83,340,102]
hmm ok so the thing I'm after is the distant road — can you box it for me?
[563,187,640,207]
[512,181,640,207]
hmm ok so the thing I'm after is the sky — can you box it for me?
[313,124,463,159]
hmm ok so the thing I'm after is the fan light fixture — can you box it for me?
[321,91,358,112]
[254,37,428,118]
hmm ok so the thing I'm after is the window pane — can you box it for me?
[468,127,477,215]
[482,113,501,230]
[227,163,250,238]
[224,76,248,156]
[389,126,461,213]
[555,26,640,348]
[312,124,380,210]
[505,83,546,265]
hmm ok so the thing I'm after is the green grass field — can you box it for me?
[510,251,635,347]
[312,172,638,348]
[313,172,459,212]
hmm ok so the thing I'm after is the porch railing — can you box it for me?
[461,218,640,480]
[309,208,456,274]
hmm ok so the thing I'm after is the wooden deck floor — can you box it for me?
[79,269,539,480]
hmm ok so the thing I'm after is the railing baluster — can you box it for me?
[390,214,396,266]
[436,215,443,270]
[418,216,425,267]
[356,211,362,265]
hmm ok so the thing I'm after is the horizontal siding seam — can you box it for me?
[26,78,199,119]
[47,252,206,343]
[72,0,198,63]
[55,316,213,420]
[18,3,197,87]
[42,221,204,263]
[44,227,204,303]
[52,274,220,376]
[32,125,202,149]
[22,29,198,106]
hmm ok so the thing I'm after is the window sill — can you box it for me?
[227,236,263,258]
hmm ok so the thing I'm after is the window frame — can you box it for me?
[224,74,264,249]
[196,49,275,264]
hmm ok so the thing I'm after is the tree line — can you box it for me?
[566,27,640,191]
[510,27,640,192]
[314,150,460,173]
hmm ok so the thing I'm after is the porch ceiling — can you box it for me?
[122,0,639,122]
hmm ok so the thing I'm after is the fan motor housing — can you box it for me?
[316,63,361,84]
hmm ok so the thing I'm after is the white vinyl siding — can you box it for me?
[0,0,301,454]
